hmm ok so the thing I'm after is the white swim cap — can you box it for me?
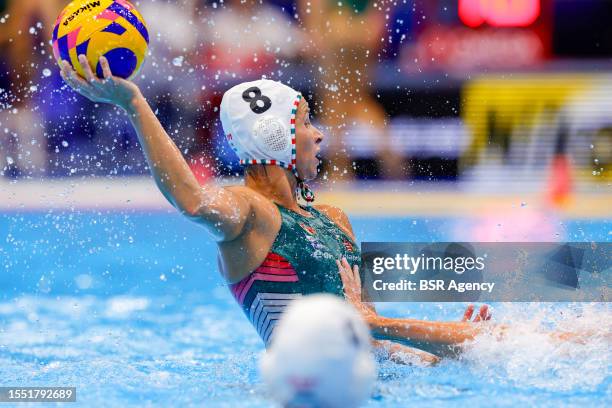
[220,79,302,176]
[260,294,376,408]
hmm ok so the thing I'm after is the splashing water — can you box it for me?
[172,56,184,67]
[462,303,611,392]
[0,212,609,406]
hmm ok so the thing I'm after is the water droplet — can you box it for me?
[42,68,51,77]
[75,274,93,289]
[61,140,69,147]
[172,56,184,67]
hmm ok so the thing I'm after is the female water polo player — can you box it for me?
[59,55,524,363]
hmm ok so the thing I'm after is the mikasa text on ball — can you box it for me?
[52,0,149,80]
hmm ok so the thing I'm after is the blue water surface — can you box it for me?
[0,211,610,407]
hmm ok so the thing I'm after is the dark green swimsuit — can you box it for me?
[229,204,361,345]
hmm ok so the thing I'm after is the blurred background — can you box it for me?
[0,0,610,216]
[0,0,612,185]
[0,0,612,204]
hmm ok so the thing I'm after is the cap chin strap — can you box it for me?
[295,171,315,205]
[297,179,315,204]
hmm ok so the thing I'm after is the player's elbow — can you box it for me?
[177,202,242,240]
[185,204,213,221]
[174,188,211,218]
[175,199,204,219]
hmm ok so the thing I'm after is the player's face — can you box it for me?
[295,99,324,181]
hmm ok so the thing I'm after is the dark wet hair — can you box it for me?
[245,164,269,180]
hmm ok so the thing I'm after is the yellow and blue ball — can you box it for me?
[52,0,149,80]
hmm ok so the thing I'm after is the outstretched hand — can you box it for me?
[60,55,141,111]
[337,256,492,325]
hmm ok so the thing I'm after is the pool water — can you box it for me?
[1,212,610,407]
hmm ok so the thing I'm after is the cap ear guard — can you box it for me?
[252,117,290,153]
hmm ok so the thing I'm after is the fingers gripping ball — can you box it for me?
[52,0,149,79]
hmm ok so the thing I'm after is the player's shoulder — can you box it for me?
[224,184,253,197]
[313,204,355,239]
[313,204,346,219]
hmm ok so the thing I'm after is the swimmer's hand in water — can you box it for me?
[338,258,496,357]
[60,55,141,111]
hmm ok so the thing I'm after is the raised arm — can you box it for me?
[60,56,249,241]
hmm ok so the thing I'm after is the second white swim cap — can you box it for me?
[260,294,376,408]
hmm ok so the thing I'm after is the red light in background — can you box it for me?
[459,0,541,28]
[459,0,486,27]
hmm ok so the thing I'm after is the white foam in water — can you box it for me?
[149,370,173,388]
[0,293,609,406]
[105,296,150,318]
[462,303,611,391]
